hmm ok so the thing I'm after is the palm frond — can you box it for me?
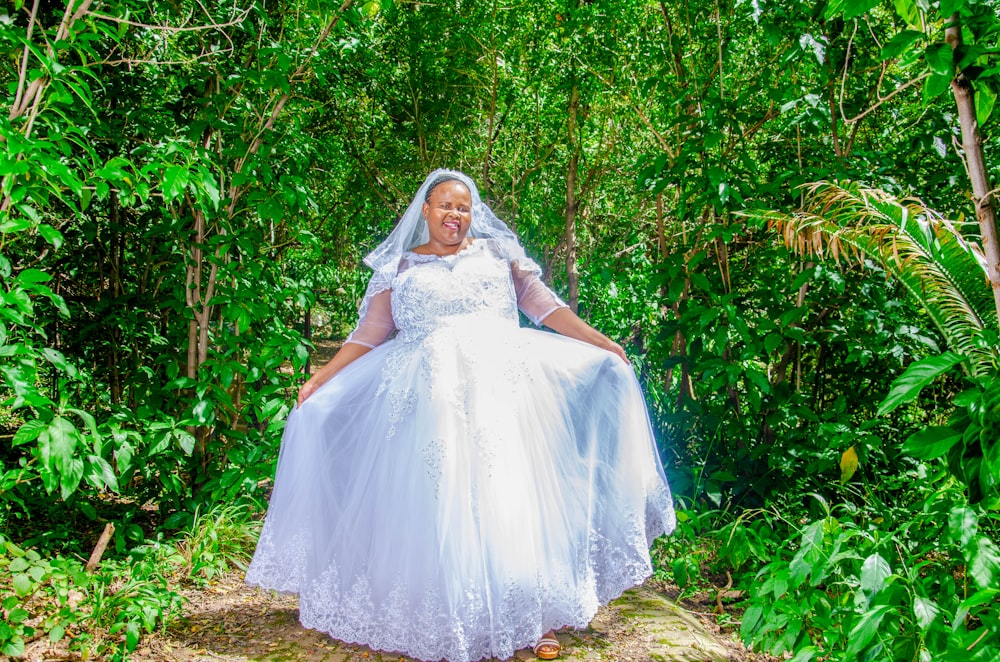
[744,181,999,375]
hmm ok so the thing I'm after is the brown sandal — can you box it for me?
[533,634,560,660]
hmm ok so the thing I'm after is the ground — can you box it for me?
[115,572,771,662]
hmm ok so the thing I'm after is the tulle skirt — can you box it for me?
[246,316,675,662]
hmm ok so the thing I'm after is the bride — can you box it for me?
[245,169,675,662]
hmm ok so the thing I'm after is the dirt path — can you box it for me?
[126,572,767,662]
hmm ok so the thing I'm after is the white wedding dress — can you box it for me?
[246,239,675,662]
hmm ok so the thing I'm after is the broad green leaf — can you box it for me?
[969,536,1000,590]
[949,504,978,548]
[913,596,940,630]
[42,348,79,378]
[12,573,32,596]
[191,400,214,426]
[847,604,894,655]
[860,552,891,595]
[174,429,196,455]
[126,621,140,651]
[162,165,190,201]
[15,268,51,284]
[41,416,79,475]
[36,224,63,250]
[923,72,953,102]
[925,43,954,75]
[13,419,47,446]
[902,425,963,459]
[59,456,84,499]
[955,588,1000,624]
[880,30,924,60]
[940,0,965,14]
[8,607,29,623]
[877,352,964,416]
[87,455,118,491]
[788,647,821,662]
[976,85,996,126]
[2,638,25,658]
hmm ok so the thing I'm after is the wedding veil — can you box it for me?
[356,169,543,320]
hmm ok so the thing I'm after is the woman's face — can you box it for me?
[422,180,472,250]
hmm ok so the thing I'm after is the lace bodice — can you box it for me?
[391,241,520,343]
[345,239,567,348]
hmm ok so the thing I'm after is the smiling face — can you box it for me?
[421,179,473,254]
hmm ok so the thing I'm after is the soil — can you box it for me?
[106,572,772,662]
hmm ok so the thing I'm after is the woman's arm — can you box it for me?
[297,342,372,407]
[541,307,629,364]
[297,289,395,407]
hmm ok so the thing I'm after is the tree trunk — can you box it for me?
[564,81,581,312]
[946,15,1000,329]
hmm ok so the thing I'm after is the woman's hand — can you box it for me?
[541,308,630,365]
[601,338,630,365]
[297,378,321,408]
[295,342,374,408]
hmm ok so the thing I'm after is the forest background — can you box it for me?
[1,0,999,660]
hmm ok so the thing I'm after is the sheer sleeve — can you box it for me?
[511,261,569,326]
[344,289,396,348]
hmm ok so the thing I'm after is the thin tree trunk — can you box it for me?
[564,81,581,312]
[946,15,1000,329]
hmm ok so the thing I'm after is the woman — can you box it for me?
[246,170,675,662]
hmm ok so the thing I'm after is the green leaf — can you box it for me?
[949,504,978,548]
[877,352,964,416]
[12,573,33,596]
[66,407,99,442]
[2,637,25,658]
[925,43,954,75]
[847,604,894,655]
[8,607,29,623]
[860,552,891,596]
[60,457,85,500]
[939,0,965,16]
[13,419,47,446]
[825,0,881,19]
[955,588,1000,625]
[174,429,196,455]
[125,621,140,651]
[36,224,63,250]
[41,348,78,378]
[975,85,996,126]
[49,624,65,642]
[880,30,924,60]
[87,455,118,491]
[902,425,963,459]
[162,166,190,201]
[969,536,1000,590]
[913,596,940,630]
[191,400,214,426]
[924,72,953,102]
[15,268,51,284]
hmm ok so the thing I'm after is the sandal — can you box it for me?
[533,634,561,660]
